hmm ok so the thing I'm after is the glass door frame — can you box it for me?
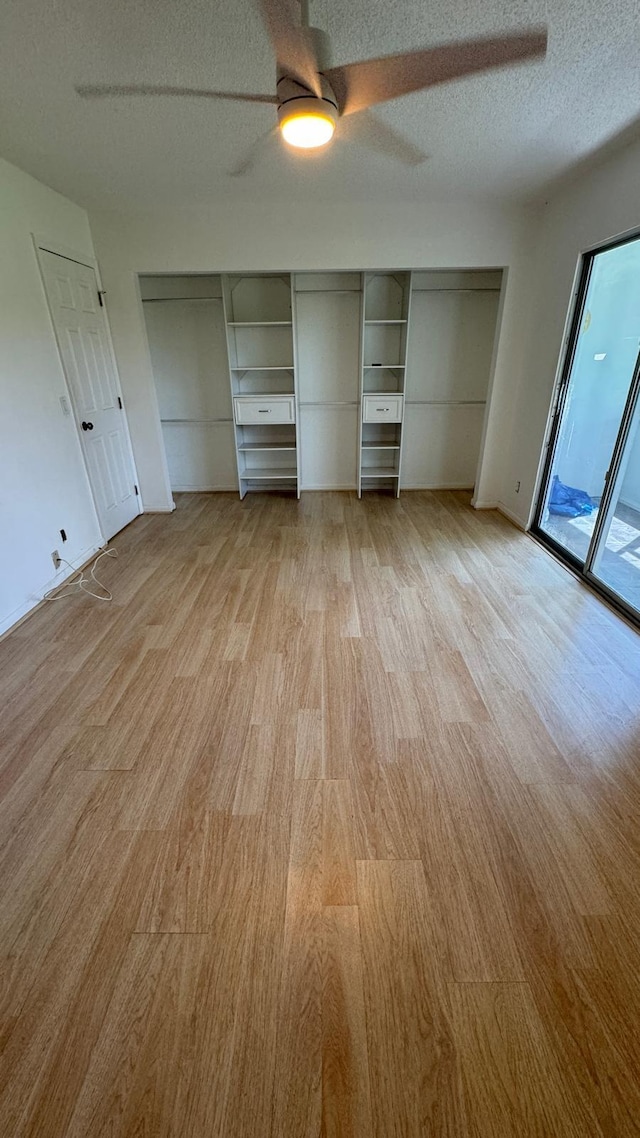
[531,229,640,629]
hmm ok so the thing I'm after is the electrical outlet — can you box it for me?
[51,550,61,570]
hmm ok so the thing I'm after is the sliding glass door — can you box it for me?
[588,384,640,611]
[533,233,640,623]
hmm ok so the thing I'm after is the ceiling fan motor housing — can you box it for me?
[276,73,339,133]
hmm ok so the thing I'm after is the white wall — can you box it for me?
[503,138,640,526]
[0,158,103,635]
[90,198,538,513]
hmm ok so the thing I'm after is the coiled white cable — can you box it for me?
[43,548,118,603]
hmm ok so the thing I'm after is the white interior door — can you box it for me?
[39,249,140,540]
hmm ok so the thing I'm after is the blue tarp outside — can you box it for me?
[548,474,595,518]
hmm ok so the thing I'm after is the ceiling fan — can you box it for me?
[76,0,547,171]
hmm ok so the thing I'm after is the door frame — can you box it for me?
[531,228,640,629]
[32,234,142,542]
[529,250,594,572]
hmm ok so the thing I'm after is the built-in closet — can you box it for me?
[140,268,502,498]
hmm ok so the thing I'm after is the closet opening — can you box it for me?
[139,267,504,501]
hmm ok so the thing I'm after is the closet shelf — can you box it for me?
[361,443,400,450]
[238,443,296,452]
[162,417,232,424]
[365,319,407,325]
[240,467,298,480]
[361,469,400,478]
[228,320,292,327]
[142,296,222,303]
[230,366,293,371]
[364,364,405,370]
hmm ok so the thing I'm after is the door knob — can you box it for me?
[81,421,94,431]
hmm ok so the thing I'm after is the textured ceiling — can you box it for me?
[0,0,639,211]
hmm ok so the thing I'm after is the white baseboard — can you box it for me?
[496,502,527,530]
[0,540,104,639]
[471,498,526,532]
[470,498,527,530]
[168,486,237,494]
[403,483,474,491]
[619,494,640,514]
[300,483,357,491]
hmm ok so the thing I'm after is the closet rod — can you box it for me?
[142,296,223,303]
[299,400,359,407]
[410,288,501,295]
[404,399,486,406]
[161,416,233,424]
[294,289,362,295]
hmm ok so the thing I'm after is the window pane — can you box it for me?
[590,394,640,612]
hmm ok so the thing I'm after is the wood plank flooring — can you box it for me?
[1,490,640,1137]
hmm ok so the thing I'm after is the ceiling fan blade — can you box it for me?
[228,126,279,177]
[75,84,278,103]
[256,0,321,97]
[324,27,547,116]
[351,109,427,167]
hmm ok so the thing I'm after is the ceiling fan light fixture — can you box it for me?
[280,110,335,148]
[278,94,337,149]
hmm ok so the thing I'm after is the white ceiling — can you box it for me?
[1,0,639,212]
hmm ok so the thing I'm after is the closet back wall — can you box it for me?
[141,274,236,491]
[295,273,361,490]
[404,271,501,488]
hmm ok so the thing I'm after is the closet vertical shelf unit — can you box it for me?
[222,273,300,498]
[358,271,412,496]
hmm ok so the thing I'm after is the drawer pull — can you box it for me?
[258,409,271,413]
[376,407,389,412]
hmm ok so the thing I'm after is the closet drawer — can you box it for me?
[233,396,296,425]
[362,394,404,423]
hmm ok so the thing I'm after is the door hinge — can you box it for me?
[134,484,139,496]
[118,396,123,409]
[97,290,106,307]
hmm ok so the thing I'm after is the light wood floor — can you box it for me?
[2,490,640,1137]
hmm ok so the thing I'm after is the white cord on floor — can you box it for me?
[43,548,118,603]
